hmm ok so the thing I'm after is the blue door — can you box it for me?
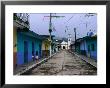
[32,42,35,60]
[24,41,28,63]
[32,42,35,56]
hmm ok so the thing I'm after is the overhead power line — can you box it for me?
[64,15,74,24]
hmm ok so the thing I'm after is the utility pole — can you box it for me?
[44,13,65,57]
[74,28,76,52]
[49,13,52,57]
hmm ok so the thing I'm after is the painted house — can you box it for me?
[41,35,55,57]
[61,40,68,50]
[42,38,50,57]
[16,30,44,66]
[13,13,30,68]
[82,35,97,60]
[61,38,68,50]
[74,35,97,60]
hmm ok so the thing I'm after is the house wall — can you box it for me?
[79,38,97,60]
[42,40,50,57]
[80,40,87,55]
[13,26,17,68]
[80,40,87,51]
[86,39,97,60]
[61,41,68,49]
[13,26,17,53]
[17,32,42,66]
[42,41,50,50]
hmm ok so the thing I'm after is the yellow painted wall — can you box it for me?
[13,26,17,68]
[42,40,50,50]
[13,26,17,52]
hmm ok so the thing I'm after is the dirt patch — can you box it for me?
[64,64,78,69]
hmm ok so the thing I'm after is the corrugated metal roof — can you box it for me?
[18,30,46,40]
[75,35,97,44]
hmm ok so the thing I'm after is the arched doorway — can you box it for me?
[63,46,65,49]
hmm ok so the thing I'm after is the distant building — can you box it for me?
[61,38,68,50]
[53,39,62,52]
[70,41,75,51]
[52,37,63,51]
[67,34,72,49]
[60,37,72,50]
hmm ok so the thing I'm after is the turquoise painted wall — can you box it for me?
[17,31,42,65]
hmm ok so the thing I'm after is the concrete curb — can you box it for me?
[69,51,97,68]
[16,51,58,75]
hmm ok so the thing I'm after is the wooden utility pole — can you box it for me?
[44,13,65,57]
[49,13,52,57]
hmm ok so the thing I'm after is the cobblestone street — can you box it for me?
[27,50,97,75]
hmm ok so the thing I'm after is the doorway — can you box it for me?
[32,42,35,60]
[32,42,34,55]
[24,41,28,63]
[63,46,65,49]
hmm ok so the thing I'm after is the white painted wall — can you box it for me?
[61,41,68,49]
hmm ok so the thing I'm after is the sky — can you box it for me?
[29,13,97,41]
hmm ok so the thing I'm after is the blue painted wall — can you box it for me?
[86,39,97,60]
[17,32,42,66]
[80,37,97,60]
[80,40,87,51]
